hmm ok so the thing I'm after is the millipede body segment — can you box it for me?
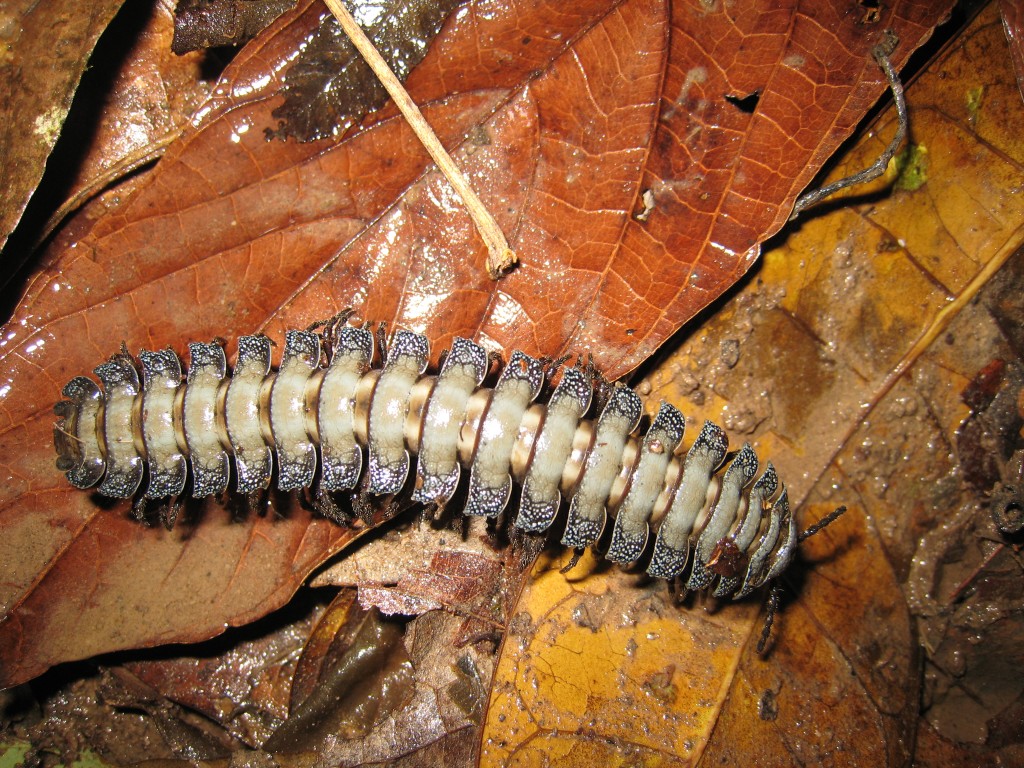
[54,324,806,602]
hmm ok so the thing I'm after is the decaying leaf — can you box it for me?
[0,0,125,257]
[172,0,295,54]
[904,254,1024,763]
[122,596,325,747]
[5,1,1018,766]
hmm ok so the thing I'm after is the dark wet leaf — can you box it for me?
[98,668,234,760]
[957,359,1023,491]
[124,603,322,747]
[270,0,465,141]
[261,592,490,763]
[172,0,296,54]
[265,592,413,751]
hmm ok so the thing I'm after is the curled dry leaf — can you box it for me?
[0,0,955,713]
[41,0,214,243]
[0,0,125,254]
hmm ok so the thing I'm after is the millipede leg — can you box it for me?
[160,498,181,530]
[246,491,264,519]
[132,496,148,523]
[559,547,586,574]
[757,581,782,654]
[509,528,547,575]
[312,487,351,526]
[375,323,389,361]
[351,488,377,525]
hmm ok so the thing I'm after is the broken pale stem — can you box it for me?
[323,0,517,279]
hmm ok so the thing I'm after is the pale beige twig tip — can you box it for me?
[323,0,516,280]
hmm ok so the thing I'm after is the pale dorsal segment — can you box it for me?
[225,335,273,494]
[54,376,105,490]
[711,462,779,598]
[367,330,429,495]
[319,325,373,491]
[560,385,643,549]
[686,444,759,592]
[646,421,728,579]
[514,366,593,533]
[139,349,187,499]
[271,330,321,492]
[735,488,788,599]
[606,402,686,564]
[94,355,144,498]
[183,342,230,497]
[465,351,544,517]
[413,336,487,506]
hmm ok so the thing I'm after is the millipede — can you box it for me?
[53,316,844,649]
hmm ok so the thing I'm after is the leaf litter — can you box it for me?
[5,0,1019,766]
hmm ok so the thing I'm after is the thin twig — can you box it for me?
[323,0,517,279]
[791,30,906,219]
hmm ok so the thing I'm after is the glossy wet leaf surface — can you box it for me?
[172,0,295,54]
[3,1,1022,766]
[270,0,466,141]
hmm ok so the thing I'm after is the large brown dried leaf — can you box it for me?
[0,0,954,691]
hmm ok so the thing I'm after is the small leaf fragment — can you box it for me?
[892,143,929,191]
